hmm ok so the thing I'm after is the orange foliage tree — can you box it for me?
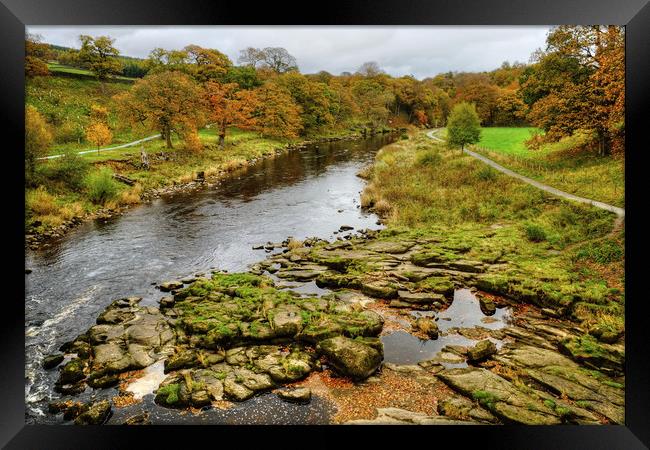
[205,81,259,147]
[114,71,205,149]
[521,25,625,156]
[253,83,303,139]
[86,121,112,154]
[25,34,51,78]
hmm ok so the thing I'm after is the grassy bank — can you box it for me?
[470,128,624,208]
[362,130,624,339]
[25,126,362,236]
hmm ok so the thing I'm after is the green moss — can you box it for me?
[156,383,181,405]
[472,390,499,411]
[543,399,556,409]
[603,380,624,389]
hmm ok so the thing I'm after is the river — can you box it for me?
[24,134,397,423]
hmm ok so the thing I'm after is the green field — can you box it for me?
[48,63,137,81]
[475,127,539,156]
[463,127,625,208]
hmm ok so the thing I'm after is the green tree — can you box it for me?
[77,35,123,80]
[446,102,481,153]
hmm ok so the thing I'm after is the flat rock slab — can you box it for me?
[345,407,478,425]
[276,270,324,281]
[364,241,415,254]
[398,290,445,304]
[494,345,625,424]
[437,367,562,425]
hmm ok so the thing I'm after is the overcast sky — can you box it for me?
[27,26,551,79]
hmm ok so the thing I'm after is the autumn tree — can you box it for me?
[447,102,481,153]
[205,82,259,147]
[273,72,334,133]
[352,79,394,130]
[77,35,123,80]
[456,82,500,126]
[327,77,360,126]
[520,25,624,156]
[86,122,112,154]
[25,105,52,180]
[254,83,303,138]
[183,45,232,81]
[25,33,51,77]
[114,71,205,149]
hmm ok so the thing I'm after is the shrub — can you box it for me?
[48,150,91,191]
[85,168,119,205]
[54,121,85,144]
[476,166,497,181]
[524,222,547,242]
[26,187,58,216]
[416,150,442,166]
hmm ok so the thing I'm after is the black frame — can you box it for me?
[2,0,648,447]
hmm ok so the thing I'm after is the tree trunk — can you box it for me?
[219,122,226,148]
[164,125,173,149]
[597,130,609,157]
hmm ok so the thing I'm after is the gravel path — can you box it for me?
[37,133,162,160]
[426,129,625,218]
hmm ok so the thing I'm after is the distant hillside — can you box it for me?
[48,43,145,62]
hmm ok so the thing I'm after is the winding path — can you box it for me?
[38,133,162,160]
[426,129,625,218]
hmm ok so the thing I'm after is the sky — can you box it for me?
[27,26,551,79]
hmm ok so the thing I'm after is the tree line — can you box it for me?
[26,25,625,161]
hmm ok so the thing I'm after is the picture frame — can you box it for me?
[2,0,648,447]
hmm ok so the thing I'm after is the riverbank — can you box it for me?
[38,130,624,425]
[25,127,398,250]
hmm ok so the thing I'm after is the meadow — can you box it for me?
[470,127,624,208]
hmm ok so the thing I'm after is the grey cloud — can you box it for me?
[27,25,550,79]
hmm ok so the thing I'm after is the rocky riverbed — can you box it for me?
[41,227,625,425]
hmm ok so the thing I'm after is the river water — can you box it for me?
[24,134,397,423]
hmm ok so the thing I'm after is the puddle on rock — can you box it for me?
[125,359,166,400]
[381,288,512,366]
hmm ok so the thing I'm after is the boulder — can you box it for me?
[224,376,255,401]
[159,281,184,292]
[270,304,303,336]
[467,340,497,362]
[43,353,65,370]
[277,387,311,404]
[479,297,496,316]
[58,358,86,385]
[74,399,112,425]
[123,412,151,425]
[318,336,382,380]
[414,317,439,339]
